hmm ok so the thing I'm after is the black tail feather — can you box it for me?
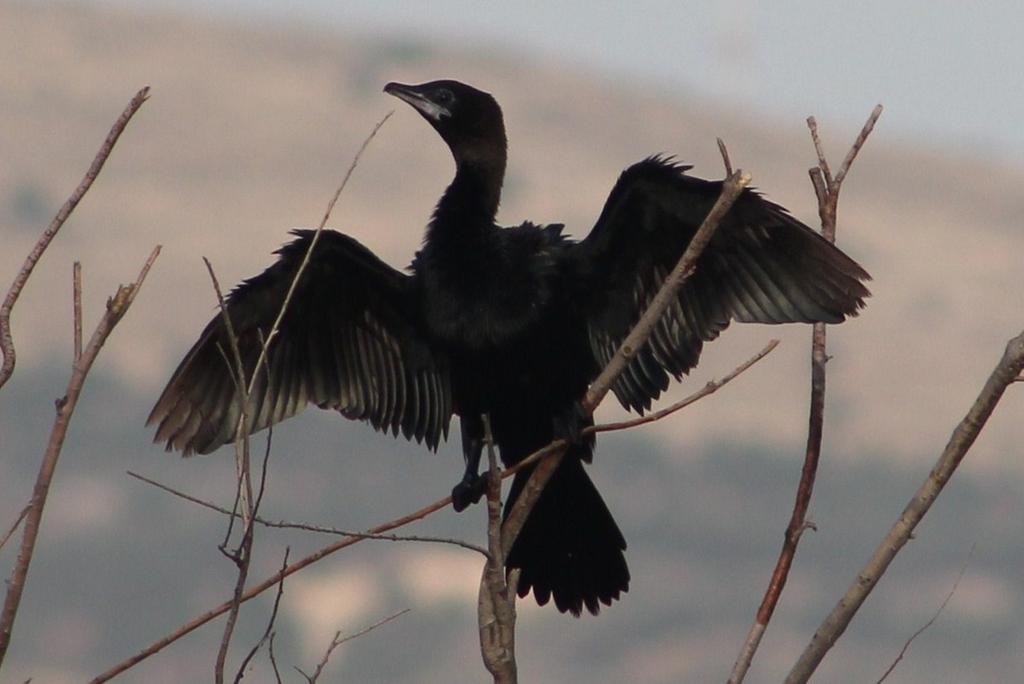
[504,450,629,616]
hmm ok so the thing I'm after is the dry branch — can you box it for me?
[0,246,159,665]
[0,88,150,664]
[127,470,489,556]
[784,330,1024,683]
[73,262,83,362]
[296,609,410,683]
[478,414,517,684]
[875,544,974,684]
[0,86,150,390]
[717,137,733,176]
[0,507,31,555]
[728,104,882,684]
[593,339,778,435]
[232,548,290,684]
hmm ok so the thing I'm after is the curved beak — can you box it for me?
[384,82,450,122]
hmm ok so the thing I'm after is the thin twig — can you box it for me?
[0,506,32,554]
[835,105,883,187]
[213,412,275,680]
[875,544,975,684]
[489,337,779,483]
[232,548,290,684]
[0,86,150,389]
[126,470,489,556]
[0,246,160,665]
[202,258,254,529]
[593,339,779,434]
[267,633,283,684]
[717,137,733,176]
[296,609,410,683]
[728,105,881,684]
[805,116,833,188]
[73,262,82,362]
[214,420,255,682]
[784,331,1024,683]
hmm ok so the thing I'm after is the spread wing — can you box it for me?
[148,229,451,455]
[572,157,870,412]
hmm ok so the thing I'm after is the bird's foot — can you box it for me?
[451,473,487,512]
[553,401,591,447]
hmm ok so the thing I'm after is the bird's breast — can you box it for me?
[420,266,549,348]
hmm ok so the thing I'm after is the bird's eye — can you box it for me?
[436,88,454,105]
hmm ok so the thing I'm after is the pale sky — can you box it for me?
[105,0,1024,165]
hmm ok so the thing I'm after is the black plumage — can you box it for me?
[149,79,870,616]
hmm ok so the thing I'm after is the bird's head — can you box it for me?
[384,79,506,170]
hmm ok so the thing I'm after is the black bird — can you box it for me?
[149,80,870,616]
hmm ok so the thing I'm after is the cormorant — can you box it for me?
[149,80,870,616]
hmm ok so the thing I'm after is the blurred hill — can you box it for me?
[1,2,1022,682]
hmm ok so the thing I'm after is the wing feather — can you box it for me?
[148,229,452,455]
[572,157,870,412]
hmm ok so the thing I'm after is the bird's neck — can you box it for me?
[428,157,505,241]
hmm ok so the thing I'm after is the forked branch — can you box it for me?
[728,104,882,684]
[0,87,150,389]
[0,87,152,667]
[0,246,159,665]
[784,330,1024,683]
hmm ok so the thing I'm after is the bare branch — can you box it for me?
[807,105,883,239]
[805,116,833,188]
[214,354,257,684]
[717,137,733,176]
[267,633,283,684]
[785,330,1024,683]
[729,105,881,684]
[0,86,150,389]
[73,262,82,362]
[0,506,32,554]
[232,548,290,684]
[201,257,254,518]
[875,544,975,684]
[127,470,489,556]
[484,333,769,484]
[296,609,410,683]
[493,337,780,481]
[593,339,779,434]
[478,414,517,684]
[835,104,883,187]
[0,245,160,665]
[807,167,828,216]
